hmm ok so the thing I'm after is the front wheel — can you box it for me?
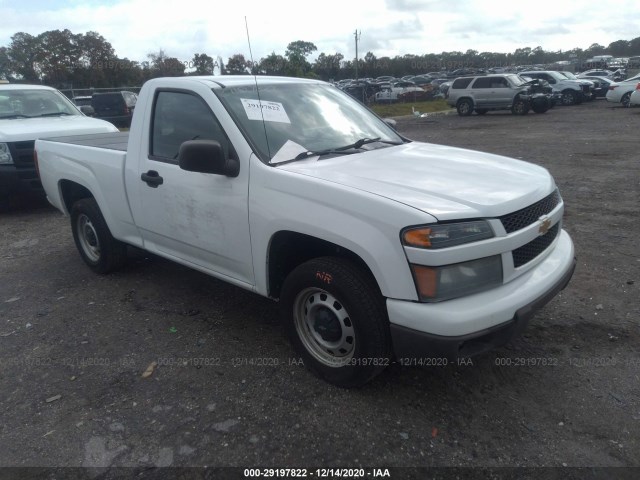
[532,97,550,113]
[561,90,578,106]
[71,198,127,274]
[280,257,392,388]
[511,97,530,115]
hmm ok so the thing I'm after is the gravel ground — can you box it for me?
[0,99,638,477]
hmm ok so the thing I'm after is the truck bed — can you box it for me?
[42,132,129,151]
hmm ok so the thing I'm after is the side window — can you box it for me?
[490,77,508,88]
[151,91,231,161]
[471,77,491,89]
[452,77,474,89]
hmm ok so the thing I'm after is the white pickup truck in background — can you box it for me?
[35,76,576,387]
[0,84,118,210]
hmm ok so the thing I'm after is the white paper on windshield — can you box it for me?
[240,98,291,124]
[270,140,318,164]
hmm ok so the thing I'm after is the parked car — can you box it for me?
[35,75,575,387]
[0,84,117,210]
[519,71,592,105]
[374,81,424,103]
[446,74,554,116]
[605,73,640,107]
[557,72,602,99]
[627,83,640,106]
[91,91,137,128]
[71,96,95,116]
[577,70,616,80]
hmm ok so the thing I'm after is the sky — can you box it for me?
[1,0,638,64]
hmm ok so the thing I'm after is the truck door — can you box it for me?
[132,89,254,287]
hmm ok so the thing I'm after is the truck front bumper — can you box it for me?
[387,229,576,360]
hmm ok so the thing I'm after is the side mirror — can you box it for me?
[383,118,397,130]
[80,105,95,116]
[178,140,239,177]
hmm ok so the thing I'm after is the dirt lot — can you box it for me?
[0,99,638,476]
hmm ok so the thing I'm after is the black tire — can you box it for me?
[511,96,529,115]
[280,256,392,388]
[456,99,473,116]
[532,98,550,114]
[70,198,127,274]
[475,109,488,115]
[621,92,632,108]
[561,90,577,106]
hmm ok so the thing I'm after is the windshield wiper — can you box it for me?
[293,137,400,161]
[0,114,31,119]
[38,112,74,117]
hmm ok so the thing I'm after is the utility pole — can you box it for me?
[354,29,361,81]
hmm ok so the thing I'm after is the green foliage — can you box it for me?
[2,29,640,88]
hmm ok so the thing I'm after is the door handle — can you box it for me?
[141,170,164,188]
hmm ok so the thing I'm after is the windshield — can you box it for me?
[215,82,403,163]
[547,71,566,81]
[508,75,528,86]
[0,89,80,119]
[561,72,578,79]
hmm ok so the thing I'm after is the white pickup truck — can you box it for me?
[1,84,118,210]
[36,76,576,387]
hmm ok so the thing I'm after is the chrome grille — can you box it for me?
[499,190,561,233]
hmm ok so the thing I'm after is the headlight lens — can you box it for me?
[411,255,503,302]
[403,221,494,249]
[0,143,13,164]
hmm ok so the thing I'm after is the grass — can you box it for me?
[370,99,451,117]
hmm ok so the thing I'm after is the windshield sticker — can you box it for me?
[240,98,291,124]
[271,140,317,164]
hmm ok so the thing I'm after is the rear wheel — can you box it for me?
[71,198,127,274]
[621,92,632,108]
[456,99,473,116]
[280,257,392,388]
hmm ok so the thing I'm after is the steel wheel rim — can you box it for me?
[77,214,100,262]
[293,287,356,368]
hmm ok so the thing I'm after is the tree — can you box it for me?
[284,40,317,77]
[37,29,81,85]
[147,49,185,77]
[192,53,214,75]
[257,52,287,75]
[0,47,11,80]
[6,32,42,81]
[226,54,251,74]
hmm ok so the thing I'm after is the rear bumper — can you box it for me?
[388,230,576,360]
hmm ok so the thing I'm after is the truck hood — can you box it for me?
[279,142,556,221]
[0,115,118,141]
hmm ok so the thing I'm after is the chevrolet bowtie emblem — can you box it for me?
[538,218,552,235]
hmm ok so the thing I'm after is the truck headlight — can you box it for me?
[403,221,494,249]
[411,255,503,302]
[0,143,13,164]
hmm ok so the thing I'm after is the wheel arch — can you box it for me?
[267,231,381,300]
[59,179,94,215]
